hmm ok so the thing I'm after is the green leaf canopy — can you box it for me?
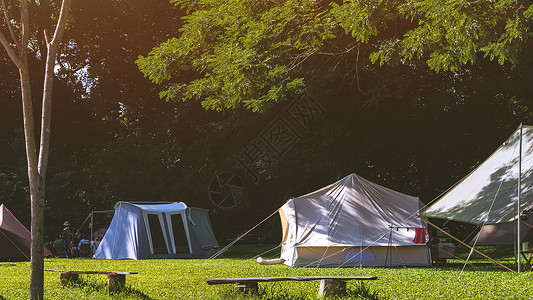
[137,0,533,112]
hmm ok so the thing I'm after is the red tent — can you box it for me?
[0,204,52,261]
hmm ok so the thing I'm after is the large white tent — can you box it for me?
[422,125,533,224]
[93,202,219,259]
[421,125,533,270]
[279,174,430,267]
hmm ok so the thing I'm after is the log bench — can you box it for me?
[45,270,138,293]
[207,276,378,298]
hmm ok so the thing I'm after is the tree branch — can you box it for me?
[0,0,20,50]
[38,0,71,180]
[20,0,29,54]
[355,43,366,95]
[43,29,50,45]
[48,0,71,49]
[285,49,318,75]
[0,29,22,68]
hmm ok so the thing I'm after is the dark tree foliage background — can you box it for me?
[1,0,533,243]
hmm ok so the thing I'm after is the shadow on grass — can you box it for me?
[67,278,154,300]
[221,244,281,259]
[219,244,519,272]
[346,282,384,300]
[0,295,5,300]
[215,282,385,300]
[0,263,17,267]
[118,286,155,300]
[433,260,518,272]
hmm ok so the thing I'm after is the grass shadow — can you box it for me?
[221,244,280,259]
[0,263,17,267]
[117,286,155,300]
[214,281,385,300]
[429,245,519,272]
[67,278,155,300]
[345,282,385,300]
[220,244,520,272]
[0,295,5,300]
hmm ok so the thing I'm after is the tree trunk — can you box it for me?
[29,189,45,299]
[1,0,71,298]
[18,34,45,300]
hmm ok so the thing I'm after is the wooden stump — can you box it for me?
[108,274,126,294]
[319,279,346,298]
[234,282,258,295]
[59,272,79,286]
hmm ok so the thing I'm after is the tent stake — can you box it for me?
[422,218,515,272]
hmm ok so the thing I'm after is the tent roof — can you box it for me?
[285,173,423,247]
[114,201,187,212]
[421,125,533,225]
[0,203,53,258]
[0,204,31,237]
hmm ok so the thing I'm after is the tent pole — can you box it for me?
[517,123,523,272]
[90,212,94,241]
[521,220,533,229]
[421,218,515,272]
[77,213,92,238]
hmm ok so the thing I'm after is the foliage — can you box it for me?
[368,0,533,70]
[0,0,188,231]
[0,245,532,299]
[137,0,533,111]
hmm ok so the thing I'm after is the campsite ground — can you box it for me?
[0,245,531,299]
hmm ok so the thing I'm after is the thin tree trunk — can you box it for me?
[20,60,45,300]
[29,188,45,300]
[1,0,70,298]
[30,1,71,298]
[17,1,46,297]
[16,2,47,297]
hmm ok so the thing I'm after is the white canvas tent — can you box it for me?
[93,202,219,259]
[421,125,533,270]
[279,174,430,267]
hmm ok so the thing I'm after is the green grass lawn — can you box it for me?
[0,245,532,299]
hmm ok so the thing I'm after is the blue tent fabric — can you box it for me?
[93,202,210,259]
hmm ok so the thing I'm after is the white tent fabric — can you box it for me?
[93,202,217,260]
[422,126,533,225]
[279,174,430,267]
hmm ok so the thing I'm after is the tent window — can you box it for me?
[147,214,168,254]
[170,214,189,253]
